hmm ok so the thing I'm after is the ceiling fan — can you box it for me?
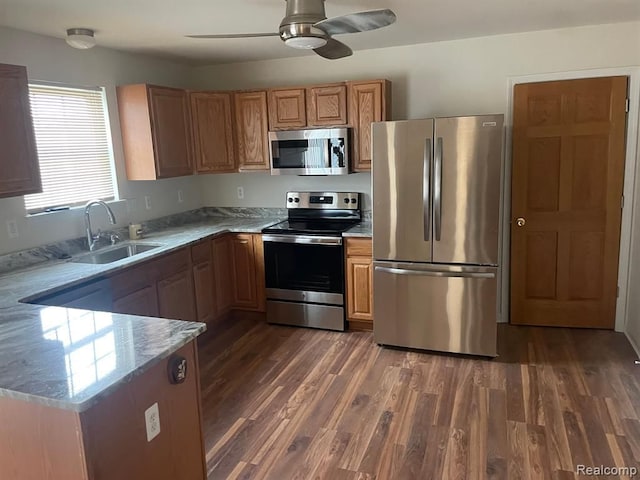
[187,0,397,60]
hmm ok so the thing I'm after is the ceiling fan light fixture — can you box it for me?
[65,28,96,49]
[284,36,327,49]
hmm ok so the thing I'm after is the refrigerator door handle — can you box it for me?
[434,136,443,241]
[375,266,495,279]
[423,138,432,241]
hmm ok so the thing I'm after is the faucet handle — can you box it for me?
[110,233,121,245]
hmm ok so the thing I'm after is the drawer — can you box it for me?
[191,240,212,265]
[155,247,191,279]
[346,238,372,257]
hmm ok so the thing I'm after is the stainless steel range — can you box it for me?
[262,191,361,331]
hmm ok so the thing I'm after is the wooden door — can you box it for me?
[230,234,258,309]
[235,91,270,170]
[510,76,628,328]
[0,64,41,198]
[148,86,194,178]
[212,235,233,315]
[268,88,306,129]
[157,270,197,321]
[348,80,391,172]
[307,84,347,127]
[112,286,159,317]
[190,92,236,173]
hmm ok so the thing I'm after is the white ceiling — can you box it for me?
[0,0,638,65]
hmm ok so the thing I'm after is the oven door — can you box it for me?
[263,234,345,306]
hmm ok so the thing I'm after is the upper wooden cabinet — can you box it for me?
[307,84,348,127]
[234,91,270,171]
[348,80,391,172]
[190,91,236,174]
[117,84,194,180]
[268,88,306,130]
[0,63,41,198]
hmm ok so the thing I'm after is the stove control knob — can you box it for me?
[344,198,350,204]
[294,198,300,203]
[288,198,293,203]
[351,198,357,204]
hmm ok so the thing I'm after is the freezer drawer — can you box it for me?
[373,262,497,356]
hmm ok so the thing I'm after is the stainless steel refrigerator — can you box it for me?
[372,115,504,357]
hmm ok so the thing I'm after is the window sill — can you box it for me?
[26,199,127,219]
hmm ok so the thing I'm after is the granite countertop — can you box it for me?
[343,221,372,238]
[0,215,283,412]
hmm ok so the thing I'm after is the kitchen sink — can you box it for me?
[71,243,163,264]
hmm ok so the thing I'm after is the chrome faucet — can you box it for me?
[84,200,117,251]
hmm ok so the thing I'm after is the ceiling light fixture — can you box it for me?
[65,28,96,49]
[284,36,327,50]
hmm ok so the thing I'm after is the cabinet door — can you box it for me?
[348,80,391,172]
[148,86,194,178]
[190,92,236,173]
[253,234,266,312]
[212,235,233,315]
[112,286,159,317]
[193,260,216,324]
[268,88,306,130]
[0,64,41,198]
[234,91,270,171]
[346,256,374,323]
[158,269,197,321]
[230,234,258,309]
[307,84,347,127]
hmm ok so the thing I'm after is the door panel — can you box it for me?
[373,262,498,356]
[372,119,433,263]
[432,115,504,265]
[510,76,627,328]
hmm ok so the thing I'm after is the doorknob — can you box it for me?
[516,217,526,227]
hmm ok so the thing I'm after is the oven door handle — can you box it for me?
[262,234,343,246]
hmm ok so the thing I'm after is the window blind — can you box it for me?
[24,84,116,213]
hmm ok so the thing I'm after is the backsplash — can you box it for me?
[0,207,287,275]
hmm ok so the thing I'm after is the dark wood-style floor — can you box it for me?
[197,314,640,479]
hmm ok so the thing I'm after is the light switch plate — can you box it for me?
[6,220,18,239]
[144,196,152,210]
[177,190,184,203]
[145,402,161,442]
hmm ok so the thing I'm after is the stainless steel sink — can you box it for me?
[72,243,163,264]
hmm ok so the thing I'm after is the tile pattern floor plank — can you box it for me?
[198,314,640,479]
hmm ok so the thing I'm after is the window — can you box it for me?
[24,83,117,213]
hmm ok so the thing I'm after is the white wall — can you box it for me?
[191,22,640,211]
[191,21,640,341]
[0,27,200,255]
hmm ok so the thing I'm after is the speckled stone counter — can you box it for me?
[343,222,372,238]
[0,215,283,412]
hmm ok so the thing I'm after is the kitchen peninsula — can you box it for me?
[0,213,282,480]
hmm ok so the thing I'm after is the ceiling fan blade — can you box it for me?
[314,9,396,36]
[313,38,353,60]
[186,33,280,39]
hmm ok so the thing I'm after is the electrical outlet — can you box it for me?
[6,220,18,239]
[237,186,244,200]
[144,196,152,210]
[177,190,184,203]
[145,403,161,442]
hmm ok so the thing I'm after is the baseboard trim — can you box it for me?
[625,331,640,359]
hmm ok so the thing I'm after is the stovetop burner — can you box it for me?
[263,219,360,236]
[262,191,362,236]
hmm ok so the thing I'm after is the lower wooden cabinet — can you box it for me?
[345,238,374,330]
[109,234,265,324]
[109,247,196,322]
[212,235,233,316]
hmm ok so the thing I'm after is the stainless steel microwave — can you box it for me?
[269,128,350,176]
